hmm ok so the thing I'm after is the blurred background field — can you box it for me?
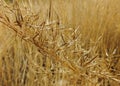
[0,0,120,86]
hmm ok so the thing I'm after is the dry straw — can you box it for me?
[0,0,120,86]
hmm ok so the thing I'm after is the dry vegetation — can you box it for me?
[0,0,120,86]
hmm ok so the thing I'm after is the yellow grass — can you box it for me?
[0,0,120,86]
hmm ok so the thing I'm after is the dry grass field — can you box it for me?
[0,0,120,86]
